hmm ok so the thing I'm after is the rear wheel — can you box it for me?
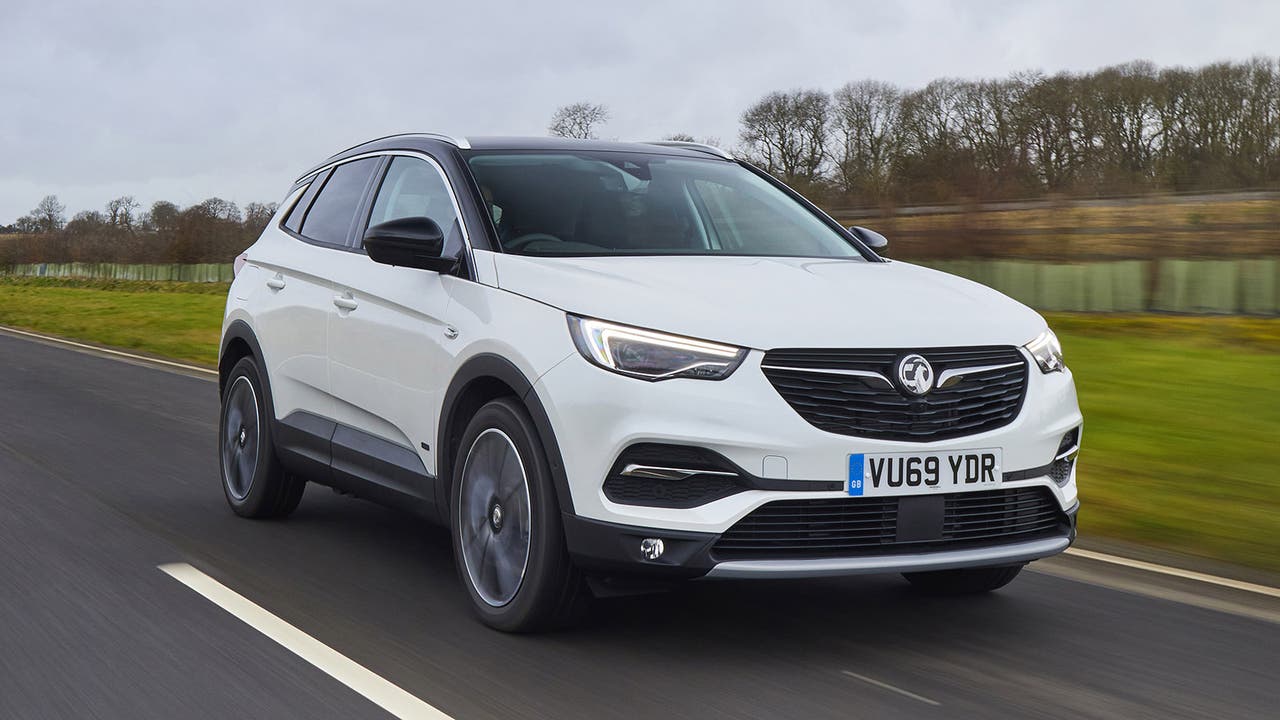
[903,565,1023,594]
[451,398,583,632]
[219,356,305,518]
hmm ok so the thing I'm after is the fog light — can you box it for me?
[640,538,665,560]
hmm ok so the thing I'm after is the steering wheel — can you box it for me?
[505,233,563,252]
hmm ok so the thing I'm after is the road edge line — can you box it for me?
[0,324,216,377]
[841,670,941,707]
[159,563,452,720]
[1064,548,1280,599]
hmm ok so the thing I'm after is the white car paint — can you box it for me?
[491,254,1047,349]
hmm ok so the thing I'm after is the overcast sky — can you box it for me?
[3,0,1278,223]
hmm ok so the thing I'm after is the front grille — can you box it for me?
[761,346,1028,441]
[713,487,1066,560]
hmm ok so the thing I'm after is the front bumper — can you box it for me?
[534,349,1083,535]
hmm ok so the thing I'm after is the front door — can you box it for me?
[326,154,465,478]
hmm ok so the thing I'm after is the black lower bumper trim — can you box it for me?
[561,513,718,579]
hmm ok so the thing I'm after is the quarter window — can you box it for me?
[298,158,380,246]
[281,175,323,234]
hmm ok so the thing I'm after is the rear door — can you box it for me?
[248,157,380,426]
[325,153,465,478]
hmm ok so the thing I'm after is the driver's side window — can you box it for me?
[365,156,463,254]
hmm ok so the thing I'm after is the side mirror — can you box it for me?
[363,217,457,272]
[848,225,889,251]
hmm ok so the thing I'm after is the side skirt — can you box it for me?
[274,411,440,518]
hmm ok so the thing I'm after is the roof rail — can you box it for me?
[321,132,470,162]
[294,133,472,183]
[408,132,471,149]
[644,140,734,160]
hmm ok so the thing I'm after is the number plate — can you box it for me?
[847,449,1002,496]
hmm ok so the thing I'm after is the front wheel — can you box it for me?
[903,565,1023,594]
[450,398,584,632]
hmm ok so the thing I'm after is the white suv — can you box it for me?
[219,134,1081,631]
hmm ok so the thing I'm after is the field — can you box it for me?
[1,276,1277,572]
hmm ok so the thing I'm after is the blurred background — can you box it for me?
[1,0,1276,575]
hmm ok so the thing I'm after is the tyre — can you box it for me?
[903,564,1023,595]
[219,356,305,518]
[450,398,584,632]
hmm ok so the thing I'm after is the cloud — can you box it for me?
[2,0,1277,221]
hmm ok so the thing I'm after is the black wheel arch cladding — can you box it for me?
[439,353,575,518]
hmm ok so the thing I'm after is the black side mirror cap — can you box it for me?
[362,217,457,272]
[848,225,889,251]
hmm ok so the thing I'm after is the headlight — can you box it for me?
[567,315,747,381]
[1024,330,1065,373]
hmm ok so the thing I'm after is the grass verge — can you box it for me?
[1,277,1277,572]
[0,277,226,366]
[1046,313,1280,573]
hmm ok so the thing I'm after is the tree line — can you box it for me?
[0,195,276,265]
[550,57,1280,206]
[734,57,1280,206]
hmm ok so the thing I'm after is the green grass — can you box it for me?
[1046,313,1280,572]
[1,277,1277,571]
[0,277,226,366]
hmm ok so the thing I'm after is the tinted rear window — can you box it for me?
[298,158,380,246]
[281,175,323,234]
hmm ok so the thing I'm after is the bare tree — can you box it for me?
[1017,72,1087,192]
[548,102,610,139]
[1089,61,1163,191]
[832,80,902,198]
[197,197,242,223]
[31,195,66,233]
[243,202,279,232]
[106,195,141,229]
[739,89,831,185]
[65,210,108,238]
[663,133,696,142]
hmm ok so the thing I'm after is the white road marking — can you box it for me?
[841,670,941,707]
[159,563,452,720]
[0,324,217,377]
[1032,562,1280,625]
[1063,548,1280,599]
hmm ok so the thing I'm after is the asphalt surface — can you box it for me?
[0,330,1277,719]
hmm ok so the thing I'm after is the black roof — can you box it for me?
[297,134,731,182]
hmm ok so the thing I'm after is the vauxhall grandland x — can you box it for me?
[218,134,1081,631]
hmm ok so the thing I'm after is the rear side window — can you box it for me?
[298,158,380,246]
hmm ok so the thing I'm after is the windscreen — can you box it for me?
[464,151,867,259]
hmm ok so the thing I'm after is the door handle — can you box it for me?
[333,294,359,311]
[266,275,286,290]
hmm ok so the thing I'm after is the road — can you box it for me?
[0,329,1277,719]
